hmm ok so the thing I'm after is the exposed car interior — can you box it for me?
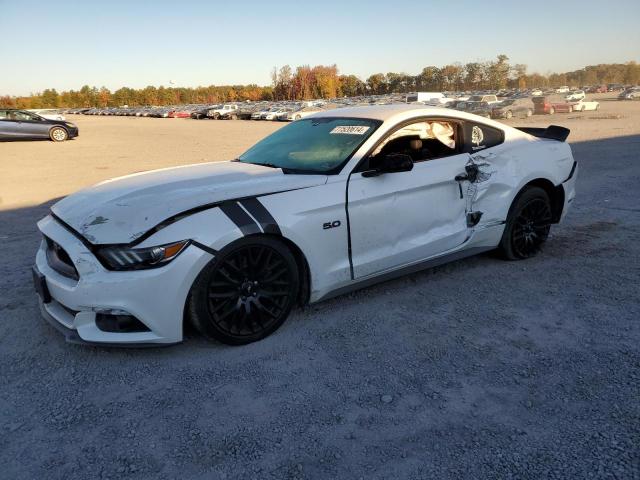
[371,120,458,163]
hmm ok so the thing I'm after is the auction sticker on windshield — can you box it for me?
[330,126,371,135]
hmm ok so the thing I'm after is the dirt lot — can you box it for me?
[1,96,639,479]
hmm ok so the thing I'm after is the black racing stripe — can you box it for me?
[191,241,217,256]
[219,201,261,236]
[239,198,282,235]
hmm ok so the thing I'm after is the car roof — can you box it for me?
[309,104,497,124]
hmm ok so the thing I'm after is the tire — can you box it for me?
[49,127,68,142]
[213,112,220,120]
[526,109,533,117]
[498,186,552,260]
[505,110,513,119]
[188,236,299,345]
[295,115,301,120]
[549,107,555,115]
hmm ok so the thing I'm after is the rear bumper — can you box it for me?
[559,162,578,222]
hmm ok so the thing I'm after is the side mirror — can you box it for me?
[363,153,414,177]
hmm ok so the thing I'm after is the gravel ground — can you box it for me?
[1,100,639,479]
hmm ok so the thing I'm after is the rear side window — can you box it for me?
[463,122,504,153]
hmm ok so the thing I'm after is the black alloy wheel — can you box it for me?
[189,237,299,345]
[499,187,553,260]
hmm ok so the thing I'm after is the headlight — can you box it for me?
[65,122,76,128]
[96,240,190,270]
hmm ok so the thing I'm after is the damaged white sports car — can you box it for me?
[33,105,577,346]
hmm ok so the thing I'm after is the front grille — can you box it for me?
[44,236,79,280]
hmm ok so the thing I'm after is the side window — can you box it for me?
[369,120,459,167]
[12,111,37,121]
[0,110,7,119]
[462,122,504,153]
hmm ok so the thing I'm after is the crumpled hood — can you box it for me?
[51,161,327,244]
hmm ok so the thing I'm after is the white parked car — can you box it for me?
[556,86,570,93]
[27,109,66,121]
[571,100,600,111]
[530,89,543,96]
[263,108,288,120]
[285,107,322,121]
[565,90,586,101]
[33,105,577,346]
[251,108,272,120]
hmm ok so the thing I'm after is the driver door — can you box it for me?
[347,119,471,279]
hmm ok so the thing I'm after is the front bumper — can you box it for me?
[34,215,213,346]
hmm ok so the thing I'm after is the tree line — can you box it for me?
[2,56,639,109]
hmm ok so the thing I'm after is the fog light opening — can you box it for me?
[95,313,150,333]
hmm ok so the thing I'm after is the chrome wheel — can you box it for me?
[50,127,68,142]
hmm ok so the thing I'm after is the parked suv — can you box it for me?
[207,104,239,119]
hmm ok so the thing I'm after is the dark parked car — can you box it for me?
[0,109,78,141]
[491,98,534,119]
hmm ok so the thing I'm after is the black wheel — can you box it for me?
[498,187,552,260]
[50,127,68,142]
[188,237,299,345]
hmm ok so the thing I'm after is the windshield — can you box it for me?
[238,117,381,173]
[468,95,483,102]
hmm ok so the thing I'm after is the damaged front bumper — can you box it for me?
[34,215,212,346]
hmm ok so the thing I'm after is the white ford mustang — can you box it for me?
[33,105,577,346]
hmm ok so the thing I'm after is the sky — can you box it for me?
[1,0,639,96]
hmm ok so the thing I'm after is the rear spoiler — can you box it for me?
[516,125,570,142]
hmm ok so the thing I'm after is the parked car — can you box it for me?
[571,100,600,111]
[27,109,66,121]
[555,86,570,93]
[190,106,213,119]
[466,94,500,105]
[251,107,272,120]
[207,104,238,119]
[587,85,607,94]
[0,109,78,141]
[607,83,625,92]
[532,96,571,115]
[466,102,493,118]
[491,98,534,119]
[263,108,288,121]
[284,107,322,121]
[565,90,586,101]
[530,89,543,96]
[618,87,640,100]
[33,104,576,346]
[550,102,579,114]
